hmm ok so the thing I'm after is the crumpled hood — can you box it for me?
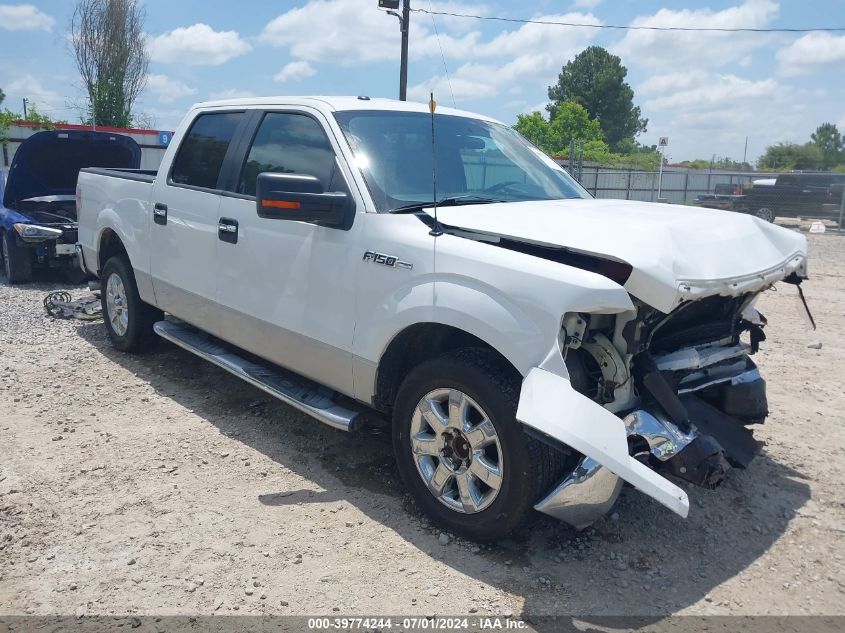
[429,198,808,313]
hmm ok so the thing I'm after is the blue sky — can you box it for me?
[1,0,844,162]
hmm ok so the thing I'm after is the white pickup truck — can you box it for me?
[76,97,808,540]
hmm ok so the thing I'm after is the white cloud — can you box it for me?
[0,4,54,31]
[777,32,845,76]
[260,0,496,65]
[409,12,599,104]
[261,0,401,63]
[273,61,316,83]
[614,0,779,68]
[207,88,257,101]
[146,74,197,103]
[635,69,801,162]
[571,0,602,9]
[642,71,778,111]
[149,24,251,66]
[6,74,62,108]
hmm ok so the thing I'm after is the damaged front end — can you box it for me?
[518,286,789,530]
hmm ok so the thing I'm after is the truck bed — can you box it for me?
[76,168,157,290]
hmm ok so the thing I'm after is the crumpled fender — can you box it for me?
[516,367,689,518]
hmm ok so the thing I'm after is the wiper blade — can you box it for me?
[388,196,506,214]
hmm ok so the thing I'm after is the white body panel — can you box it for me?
[76,96,809,525]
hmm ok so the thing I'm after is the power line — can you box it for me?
[427,0,456,108]
[410,8,845,33]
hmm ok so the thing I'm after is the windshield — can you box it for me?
[333,110,589,213]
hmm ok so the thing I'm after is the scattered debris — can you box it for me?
[43,292,102,321]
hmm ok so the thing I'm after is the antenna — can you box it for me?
[429,91,443,237]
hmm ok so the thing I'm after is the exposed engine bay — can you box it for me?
[561,289,771,492]
[14,195,78,224]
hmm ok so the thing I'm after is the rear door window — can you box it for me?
[170,112,243,189]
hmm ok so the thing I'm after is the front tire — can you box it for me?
[393,349,571,541]
[101,256,162,352]
[1,231,33,284]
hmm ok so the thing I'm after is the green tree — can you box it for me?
[547,102,603,154]
[0,102,63,144]
[810,123,844,169]
[70,0,148,127]
[757,142,824,171]
[547,46,647,151]
[0,87,5,107]
[514,102,604,156]
[513,111,550,149]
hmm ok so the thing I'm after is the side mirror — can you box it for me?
[256,172,353,229]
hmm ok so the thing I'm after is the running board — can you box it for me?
[153,321,361,432]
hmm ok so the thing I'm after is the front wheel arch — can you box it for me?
[374,322,519,415]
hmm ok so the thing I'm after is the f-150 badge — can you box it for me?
[363,250,413,270]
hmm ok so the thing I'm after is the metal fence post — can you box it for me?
[626,169,632,200]
[683,172,689,202]
[839,182,845,233]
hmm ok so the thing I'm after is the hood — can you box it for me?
[428,198,808,313]
[3,130,141,208]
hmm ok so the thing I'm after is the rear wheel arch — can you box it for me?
[97,228,129,274]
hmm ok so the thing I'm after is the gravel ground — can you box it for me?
[1,230,844,624]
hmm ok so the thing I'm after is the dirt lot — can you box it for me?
[1,230,844,624]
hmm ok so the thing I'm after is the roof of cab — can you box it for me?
[191,96,502,124]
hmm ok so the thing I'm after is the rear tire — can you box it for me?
[392,348,572,541]
[1,231,33,284]
[101,255,162,353]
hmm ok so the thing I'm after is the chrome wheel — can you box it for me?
[410,388,504,514]
[105,272,129,336]
[755,207,774,222]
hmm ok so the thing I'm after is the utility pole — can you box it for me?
[743,136,748,166]
[400,0,410,101]
[381,0,410,100]
[22,98,28,119]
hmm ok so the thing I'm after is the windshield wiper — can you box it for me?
[388,195,506,214]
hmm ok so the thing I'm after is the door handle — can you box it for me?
[218,218,238,244]
[153,203,168,225]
